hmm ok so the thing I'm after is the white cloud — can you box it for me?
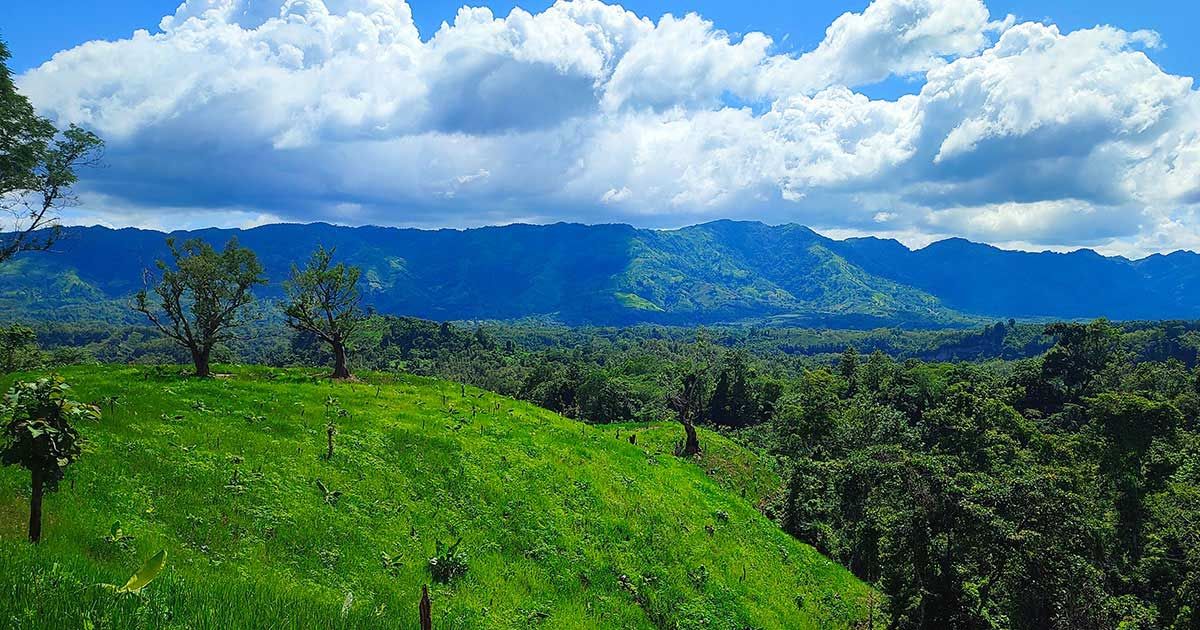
[16,0,1200,254]
[922,200,1141,244]
[756,0,1001,97]
[601,186,632,204]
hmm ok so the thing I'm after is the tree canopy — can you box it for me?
[281,246,364,379]
[0,40,102,264]
[134,237,266,377]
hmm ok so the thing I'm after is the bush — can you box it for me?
[0,324,43,373]
[428,538,468,584]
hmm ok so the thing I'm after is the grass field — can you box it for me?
[0,365,876,628]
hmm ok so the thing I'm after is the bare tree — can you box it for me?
[281,246,364,379]
[134,237,266,377]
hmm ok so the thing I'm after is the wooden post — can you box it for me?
[28,468,44,543]
[419,585,432,630]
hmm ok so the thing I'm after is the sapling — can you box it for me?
[380,549,404,574]
[316,480,342,506]
[323,395,346,459]
[428,538,468,583]
[104,521,134,549]
[0,376,98,542]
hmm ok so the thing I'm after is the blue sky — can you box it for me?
[3,0,1200,255]
[3,1,1196,74]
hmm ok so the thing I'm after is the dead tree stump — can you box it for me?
[420,585,432,630]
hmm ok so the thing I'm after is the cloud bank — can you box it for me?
[18,0,1200,255]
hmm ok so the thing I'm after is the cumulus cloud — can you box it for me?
[756,0,1001,97]
[16,0,1200,254]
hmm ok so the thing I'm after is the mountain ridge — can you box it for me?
[45,219,1200,262]
[4,220,1200,326]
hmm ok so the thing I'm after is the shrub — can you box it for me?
[428,538,468,584]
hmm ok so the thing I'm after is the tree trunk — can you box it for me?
[331,341,351,379]
[681,421,701,457]
[29,468,44,543]
[192,347,212,378]
[419,585,432,630]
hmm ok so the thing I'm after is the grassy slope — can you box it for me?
[611,423,783,512]
[0,366,874,629]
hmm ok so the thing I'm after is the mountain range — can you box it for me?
[3,220,1199,327]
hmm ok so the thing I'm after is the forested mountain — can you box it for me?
[5,220,1200,326]
[833,236,1200,319]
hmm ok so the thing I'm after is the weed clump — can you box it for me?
[428,538,468,584]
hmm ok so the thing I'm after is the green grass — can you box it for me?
[609,423,783,510]
[614,292,665,312]
[0,365,875,629]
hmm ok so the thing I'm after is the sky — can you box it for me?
[3,0,1200,256]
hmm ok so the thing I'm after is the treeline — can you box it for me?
[14,315,1200,423]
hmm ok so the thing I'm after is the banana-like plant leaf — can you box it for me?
[119,550,167,593]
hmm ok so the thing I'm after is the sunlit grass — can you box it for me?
[0,365,873,628]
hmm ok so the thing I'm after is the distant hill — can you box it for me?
[3,220,1200,326]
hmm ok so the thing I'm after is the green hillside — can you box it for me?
[0,366,875,629]
[621,223,960,326]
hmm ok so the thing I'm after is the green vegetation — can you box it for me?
[281,246,366,379]
[769,322,1200,628]
[134,237,267,377]
[616,423,782,509]
[6,280,1200,628]
[17,219,1200,329]
[5,26,1198,629]
[0,375,98,542]
[5,217,1200,629]
[9,315,1199,627]
[0,39,103,265]
[0,365,873,628]
[614,292,665,312]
